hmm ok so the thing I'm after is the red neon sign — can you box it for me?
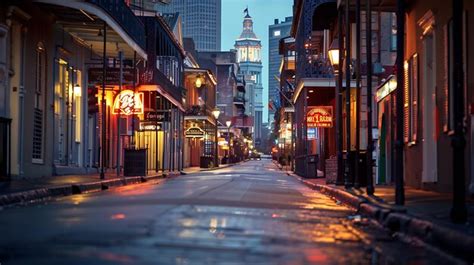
[307,106,333,128]
[112,90,144,115]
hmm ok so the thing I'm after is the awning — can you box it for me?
[34,0,147,60]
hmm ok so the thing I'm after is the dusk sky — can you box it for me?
[221,0,293,123]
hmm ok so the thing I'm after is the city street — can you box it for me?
[0,160,460,264]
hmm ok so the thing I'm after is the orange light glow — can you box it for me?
[110,213,126,220]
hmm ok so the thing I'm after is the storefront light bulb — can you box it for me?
[73,84,81,97]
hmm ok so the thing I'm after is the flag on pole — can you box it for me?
[268,100,274,111]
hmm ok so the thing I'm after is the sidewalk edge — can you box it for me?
[287,170,474,262]
[0,174,166,207]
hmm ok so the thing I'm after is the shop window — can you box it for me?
[32,42,46,163]
[403,54,419,144]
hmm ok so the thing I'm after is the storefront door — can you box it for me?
[190,138,201,167]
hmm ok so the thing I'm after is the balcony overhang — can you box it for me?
[293,78,357,103]
[138,85,185,112]
[184,116,216,126]
[337,0,399,12]
[184,68,217,86]
[34,0,147,60]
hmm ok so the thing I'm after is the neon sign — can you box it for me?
[307,106,333,128]
[112,90,144,115]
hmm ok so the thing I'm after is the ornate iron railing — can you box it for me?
[86,0,146,49]
[185,105,212,117]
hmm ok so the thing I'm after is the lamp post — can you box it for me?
[212,108,220,167]
[100,21,107,180]
[226,120,232,163]
[328,38,344,186]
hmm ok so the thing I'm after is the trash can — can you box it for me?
[200,156,214,168]
[306,154,319,178]
[124,148,147,176]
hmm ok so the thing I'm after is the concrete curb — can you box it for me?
[288,171,474,262]
[199,163,237,172]
[0,174,166,207]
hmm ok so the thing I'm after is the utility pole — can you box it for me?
[354,0,361,188]
[100,21,106,180]
[344,0,352,188]
[395,0,405,205]
[366,0,375,195]
[450,0,467,223]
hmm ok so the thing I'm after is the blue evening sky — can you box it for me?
[221,0,293,123]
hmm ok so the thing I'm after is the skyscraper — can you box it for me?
[156,0,221,51]
[268,16,292,124]
[234,10,264,147]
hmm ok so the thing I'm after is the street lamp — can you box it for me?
[329,37,345,186]
[212,108,220,167]
[328,39,339,69]
[195,75,203,88]
[226,120,232,163]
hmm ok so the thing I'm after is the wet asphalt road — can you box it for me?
[0,160,462,264]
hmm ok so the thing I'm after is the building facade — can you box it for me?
[0,0,186,180]
[235,11,264,148]
[268,16,292,124]
[156,0,221,52]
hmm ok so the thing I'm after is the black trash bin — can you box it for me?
[124,148,147,176]
[306,154,319,178]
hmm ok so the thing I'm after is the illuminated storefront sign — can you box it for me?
[185,125,205,138]
[138,121,162,131]
[307,106,333,128]
[145,111,170,122]
[112,90,144,115]
[375,76,397,102]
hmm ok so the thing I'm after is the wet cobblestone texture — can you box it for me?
[0,161,464,264]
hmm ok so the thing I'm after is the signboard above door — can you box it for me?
[307,106,333,128]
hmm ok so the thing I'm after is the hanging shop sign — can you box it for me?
[112,90,144,115]
[307,106,333,128]
[88,68,135,85]
[145,111,170,122]
[185,125,205,138]
[138,121,162,131]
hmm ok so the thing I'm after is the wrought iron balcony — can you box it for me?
[296,55,334,81]
[86,0,146,49]
[185,105,212,117]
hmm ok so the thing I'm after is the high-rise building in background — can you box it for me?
[268,16,292,124]
[234,10,264,148]
[156,0,221,51]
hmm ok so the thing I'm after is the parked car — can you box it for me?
[250,152,261,160]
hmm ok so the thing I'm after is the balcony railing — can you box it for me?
[296,55,334,81]
[154,68,184,103]
[185,105,212,117]
[86,0,146,49]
